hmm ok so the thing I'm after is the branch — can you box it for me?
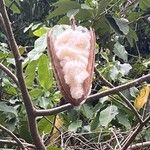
[0,139,36,149]
[0,63,19,86]
[94,68,142,123]
[0,124,26,150]
[36,73,150,116]
[0,1,45,149]
[36,103,73,116]
[0,13,7,34]
[121,112,150,150]
[129,141,150,150]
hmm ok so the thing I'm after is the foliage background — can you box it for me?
[0,0,150,149]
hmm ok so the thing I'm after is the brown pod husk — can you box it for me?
[47,26,95,106]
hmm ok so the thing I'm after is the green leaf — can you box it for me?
[129,87,139,98]
[5,0,20,14]
[31,23,42,31]
[18,46,26,55]
[27,34,47,60]
[38,97,50,109]
[98,0,111,14]
[67,9,79,18]
[38,116,54,134]
[80,104,93,119]
[38,54,53,90]
[0,51,8,59]
[113,42,128,62]
[110,65,119,81]
[68,120,82,132]
[117,112,131,129]
[114,17,129,35]
[90,111,100,131]
[93,102,103,113]
[126,28,138,47]
[29,88,43,98]
[119,63,132,76]
[25,60,37,87]
[127,12,140,22]
[76,9,92,21]
[47,147,61,150]
[4,85,17,95]
[47,0,80,19]
[81,4,93,10]
[144,128,150,141]
[106,15,129,35]
[33,27,50,37]
[24,23,34,33]
[0,102,17,117]
[99,105,118,127]
[139,0,150,10]
[18,120,32,142]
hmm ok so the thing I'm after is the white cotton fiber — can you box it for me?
[54,28,91,99]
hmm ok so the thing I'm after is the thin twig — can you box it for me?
[0,63,19,86]
[0,124,26,150]
[110,128,122,150]
[128,141,150,150]
[0,1,46,149]
[0,13,7,34]
[0,139,36,149]
[36,73,150,116]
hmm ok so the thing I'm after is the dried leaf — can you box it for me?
[134,85,150,111]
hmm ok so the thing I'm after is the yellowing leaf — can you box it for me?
[134,85,150,111]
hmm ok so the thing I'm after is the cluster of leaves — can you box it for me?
[0,0,150,149]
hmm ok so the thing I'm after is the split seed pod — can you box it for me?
[47,21,95,106]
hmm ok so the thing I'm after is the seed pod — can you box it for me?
[47,24,95,106]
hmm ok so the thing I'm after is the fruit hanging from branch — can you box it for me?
[47,17,95,106]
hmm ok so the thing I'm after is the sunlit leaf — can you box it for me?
[33,27,50,37]
[29,88,43,98]
[129,87,139,98]
[67,9,79,18]
[18,46,26,55]
[134,85,150,111]
[38,116,54,134]
[38,97,50,109]
[25,60,37,87]
[38,54,53,90]
[27,34,47,60]
[114,17,129,35]
[113,42,128,62]
[5,0,20,14]
[110,65,119,81]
